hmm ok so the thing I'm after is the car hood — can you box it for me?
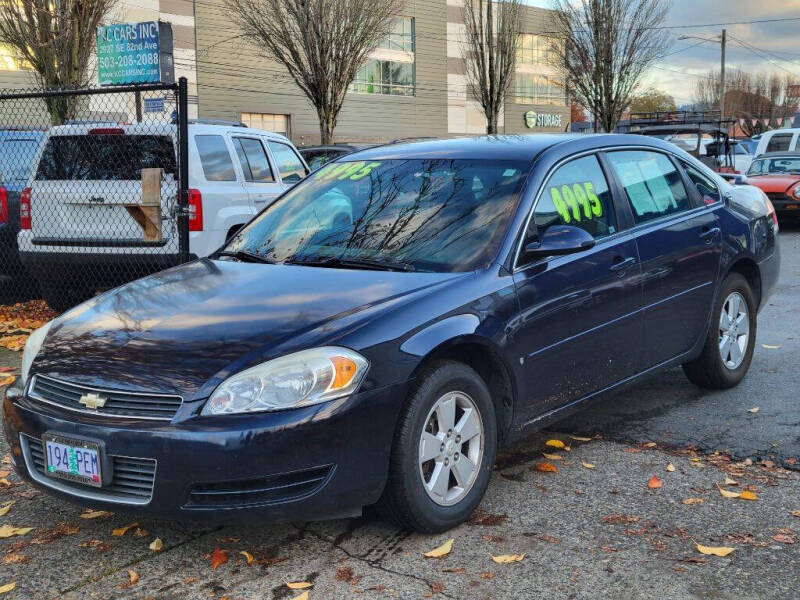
[34,259,465,397]
[747,174,800,194]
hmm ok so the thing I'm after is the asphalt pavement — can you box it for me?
[0,227,798,599]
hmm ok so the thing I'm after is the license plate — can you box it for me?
[42,434,103,487]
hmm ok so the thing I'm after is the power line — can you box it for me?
[728,35,800,78]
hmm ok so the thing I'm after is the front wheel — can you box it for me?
[682,272,757,389]
[377,361,497,533]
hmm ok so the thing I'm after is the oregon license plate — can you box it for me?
[42,434,103,487]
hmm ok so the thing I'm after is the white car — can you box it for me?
[18,120,308,310]
[754,128,800,157]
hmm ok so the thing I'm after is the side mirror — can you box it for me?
[525,225,595,258]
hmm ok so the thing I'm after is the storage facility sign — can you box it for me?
[524,110,563,129]
[97,21,174,86]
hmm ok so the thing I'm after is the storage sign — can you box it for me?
[97,21,174,86]
[524,110,563,129]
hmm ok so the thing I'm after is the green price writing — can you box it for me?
[316,161,382,182]
[549,182,602,224]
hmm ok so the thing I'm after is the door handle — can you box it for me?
[610,256,636,273]
[699,227,720,242]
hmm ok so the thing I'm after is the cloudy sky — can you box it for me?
[530,0,800,107]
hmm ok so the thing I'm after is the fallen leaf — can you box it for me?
[624,447,641,453]
[1,554,28,565]
[210,548,228,571]
[724,476,738,486]
[761,344,781,349]
[541,452,564,460]
[0,479,10,487]
[287,582,313,590]
[491,553,525,563]
[0,470,8,478]
[0,525,33,538]
[791,510,800,518]
[335,567,355,581]
[644,442,657,448]
[149,538,163,552]
[738,490,758,501]
[666,463,676,472]
[480,572,495,579]
[717,484,741,499]
[545,439,566,449]
[424,538,454,558]
[682,498,706,506]
[111,522,139,537]
[581,462,595,469]
[747,407,760,413]
[772,533,795,545]
[0,583,16,595]
[696,543,735,557]
[80,509,113,519]
[467,508,507,526]
[648,476,663,489]
[571,435,592,441]
[0,375,15,386]
[290,593,309,600]
[0,501,13,516]
[239,550,254,564]
[533,461,558,473]
[132,527,148,538]
[430,581,446,593]
[127,570,139,585]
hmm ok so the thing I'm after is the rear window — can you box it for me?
[35,134,176,181]
[766,133,793,153]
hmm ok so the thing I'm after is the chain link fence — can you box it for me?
[0,80,189,312]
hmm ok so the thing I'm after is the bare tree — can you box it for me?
[0,0,117,124]
[694,69,799,135]
[549,0,672,133]
[462,0,522,134]
[225,0,402,144]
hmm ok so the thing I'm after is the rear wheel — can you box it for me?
[377,361,497,533]
[682,272,757,389]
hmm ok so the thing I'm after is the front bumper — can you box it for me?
[2,380,406,523]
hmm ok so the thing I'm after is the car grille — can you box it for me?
[30,375,182,420]
[766,192,789,203]
[184,465,334,509]
[21,434,156,504]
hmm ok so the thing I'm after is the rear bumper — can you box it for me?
[2,380,406,523]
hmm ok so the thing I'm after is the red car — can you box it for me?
[746,152,800,218]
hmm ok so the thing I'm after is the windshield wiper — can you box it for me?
[215,250,277,264]
[286,256,416,272]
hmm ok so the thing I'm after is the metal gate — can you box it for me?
[0,78,190,311]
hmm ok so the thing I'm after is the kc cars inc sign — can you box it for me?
[97,22,174,86]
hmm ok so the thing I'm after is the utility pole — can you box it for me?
[720,29,726,127]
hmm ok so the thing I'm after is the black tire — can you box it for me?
[40,284,90,313]
[682,272,757,389]
[377,360,497,533]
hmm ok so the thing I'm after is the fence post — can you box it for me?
[177,77,190,265]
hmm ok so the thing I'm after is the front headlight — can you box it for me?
[793,184,800,199]
[201,347,369,415]
[21,320,54,386]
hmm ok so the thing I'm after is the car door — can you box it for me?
[231,136,284,211]
[510,153,643,424]
[604,149,722,369]
[265,140,309,188]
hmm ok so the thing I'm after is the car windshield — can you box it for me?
[222,158,529,272]
[747,156,800,176]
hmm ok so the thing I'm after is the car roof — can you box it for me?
[752,151,800,158]
[342,133,690,162]
[44,122,293,144]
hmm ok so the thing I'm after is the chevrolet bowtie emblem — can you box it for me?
[78,393,107,410]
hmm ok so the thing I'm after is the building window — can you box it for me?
[0,44,30,71]
[380,17,414,52]
[516,73,565,105]
[516,34,557,66]
[241,113,290,138]
[352,60,415,96]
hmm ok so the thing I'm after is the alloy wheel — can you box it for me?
[719,291,749,370]
[418,391,484,506]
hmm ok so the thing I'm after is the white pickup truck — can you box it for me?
[18,120,308,310]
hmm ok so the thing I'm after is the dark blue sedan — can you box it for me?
[3,135,780,532]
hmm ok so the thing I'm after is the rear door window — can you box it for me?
[266,141,308,183]
[233,138,274,182]
[606,151,691,224]
[35,134,176,181]
[196,135,236,181]
[766,133,793,153]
